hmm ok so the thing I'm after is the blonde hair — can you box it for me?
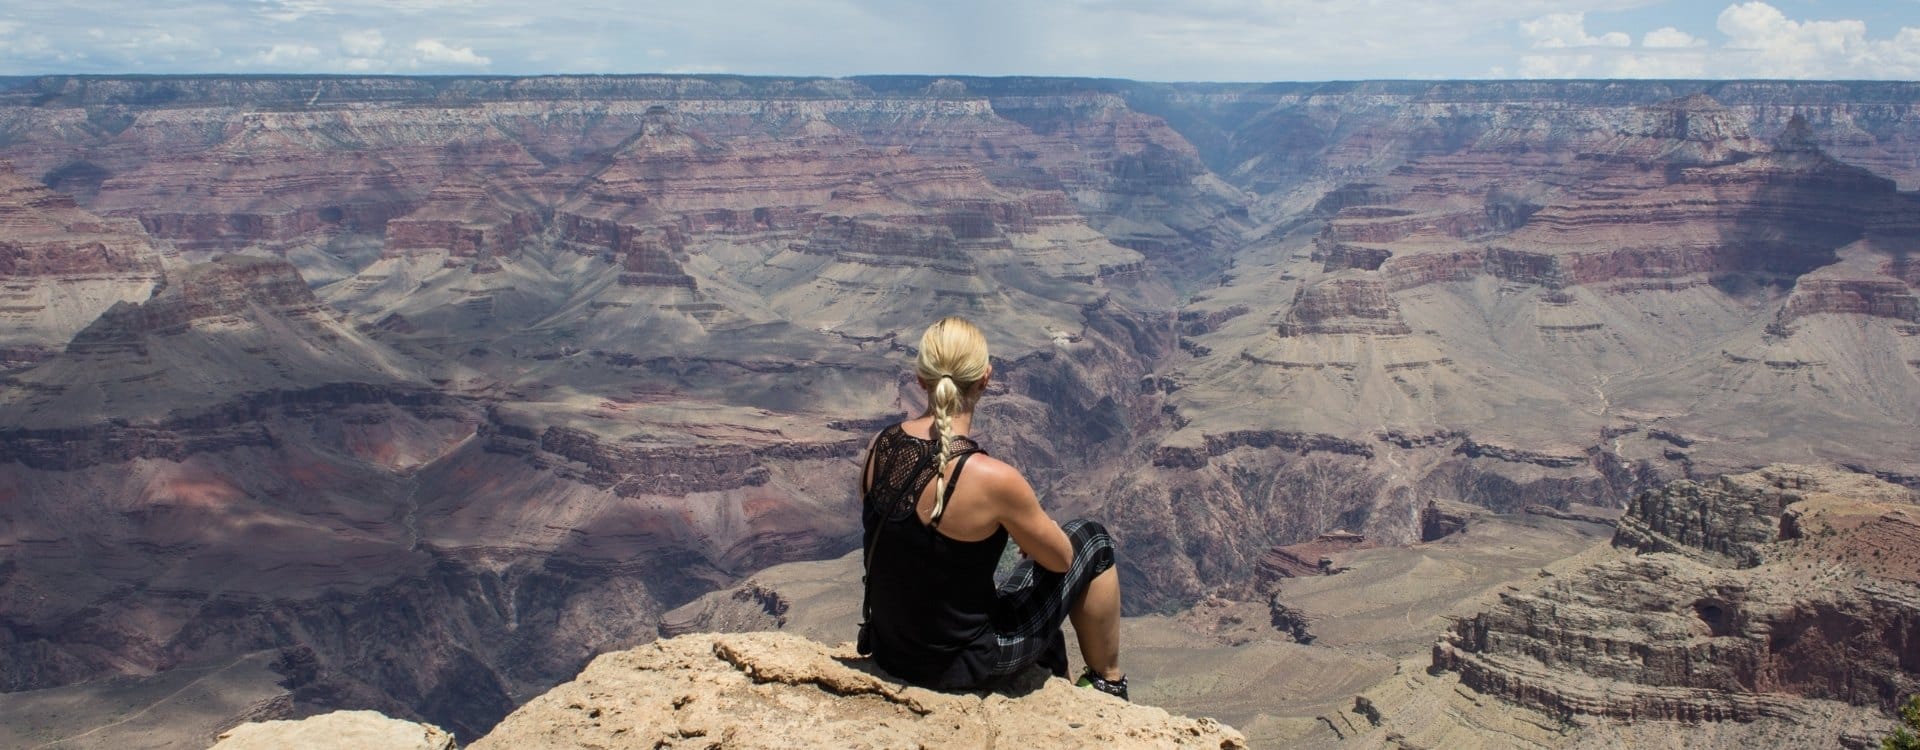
[916,316,990,522]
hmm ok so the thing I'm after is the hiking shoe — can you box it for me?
[1075,668,1129,701]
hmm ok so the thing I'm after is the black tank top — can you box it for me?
[861,424,1007,689]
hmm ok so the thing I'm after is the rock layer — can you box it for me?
[211,710,454,750]
[0,159,162,368]
[1433,466,1920,724]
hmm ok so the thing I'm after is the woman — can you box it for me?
[859,316,1128,699]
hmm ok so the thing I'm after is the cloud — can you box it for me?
[0,0,1663,80]
[253,0,334,23]
[0,20,58,61]
[341,29,385,57]
[1513,2,1920,80]
[1606,51,1710,78]
[1642,27,1705,49]
[1714,1,1920,78]
[1521,12,1631,49]
[247,43,323,66]
[410,39,489,67]
[1518,54,1597,78]
[0,0,1914,81]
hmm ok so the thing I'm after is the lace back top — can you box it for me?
[863,424,983,524]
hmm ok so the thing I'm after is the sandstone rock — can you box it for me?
[468,632,1246,749]
[1433,465,1920,725]
[1616,464,1917,566]
[1420,500,1478,541]
[657,579,789,638]
[1523,503,1621,527]
[0,255,443,449]
[0,159,162,369]
[1276,275,1412,337]
[1255,528,1374,584]
[212,710,455,750]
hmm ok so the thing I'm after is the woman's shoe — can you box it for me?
[1075,668,1128,701]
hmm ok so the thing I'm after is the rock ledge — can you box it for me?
[471,631,1246,749]
[211,710,455,750]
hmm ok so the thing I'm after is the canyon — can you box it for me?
[1,75,1918,745]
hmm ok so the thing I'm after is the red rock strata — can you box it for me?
[1276,276,1412,336]
[1779,277,1920,324]
[1254,530,1373,583]
[0,162,157,276]
[0,160,162,366]
[1434,466,1920,723]
[384,175,543,263]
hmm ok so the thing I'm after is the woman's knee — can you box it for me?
[1062,519,1115,571]
[1062,518,1110,542]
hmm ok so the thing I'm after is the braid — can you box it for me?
[929,374,960,518]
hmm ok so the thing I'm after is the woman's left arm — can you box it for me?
[988,464,1072,573]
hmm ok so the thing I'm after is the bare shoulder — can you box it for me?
[959,454,1035,499]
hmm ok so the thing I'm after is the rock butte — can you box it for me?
[1435,465,1920,729]
[0,75,1917,745]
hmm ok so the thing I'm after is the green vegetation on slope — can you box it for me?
[1885,695,1920,750]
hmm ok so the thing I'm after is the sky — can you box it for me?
[0,1,1917,81]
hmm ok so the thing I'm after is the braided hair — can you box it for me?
[915,316,990,522]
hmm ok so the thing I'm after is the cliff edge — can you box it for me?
[470,631,1245,749]
[214,631,1246,748]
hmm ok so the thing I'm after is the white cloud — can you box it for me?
[1609,52,1710,78]
[1642,27,1705,49]
[253,0,334,23]
[247,43,322,66]
[0,32,57,60]
[1521,12,1632,50]
[1516,2,1920,80]
[1714,1,1920,78]
[341,29,385,57]
[0,20,57,60]
[1518,53,1597,77]
[411,38,489,67]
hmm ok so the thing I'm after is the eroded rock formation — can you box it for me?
[0,159,162,368]
[211,710,455,750]
[1433,465,1920,725]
